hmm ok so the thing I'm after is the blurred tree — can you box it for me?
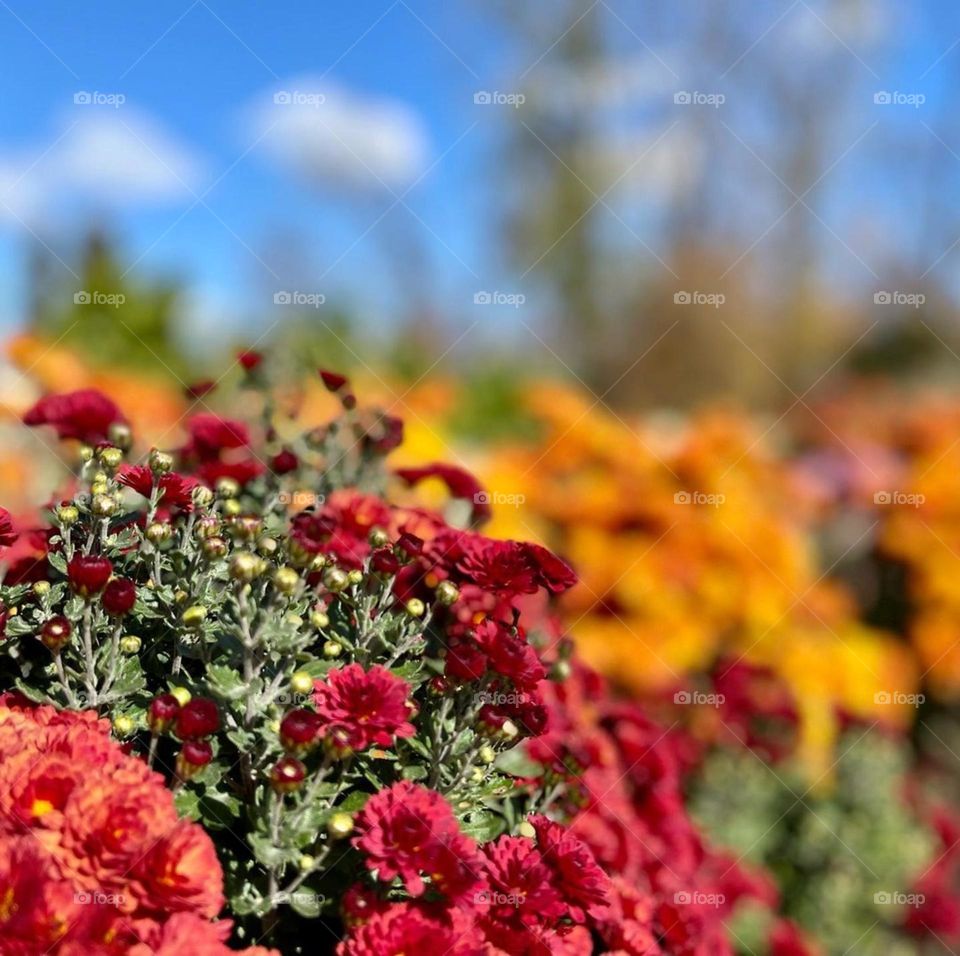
[29,231,190,379]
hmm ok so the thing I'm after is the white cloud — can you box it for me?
[0,109,205,225]
[249,76,429,192]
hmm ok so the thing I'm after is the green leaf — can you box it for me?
[461,811,504,843]
[175,788,201,820]
[206,663,249,701]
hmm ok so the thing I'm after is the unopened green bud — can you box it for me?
[436,581,459,606]
[32,581,51,597]
[120,634,142,654]
[479,745,496,765]
[273,567,300,594]
[108,422,132,450]
[368,527,390,548]
[518,820,536,839]
[222,498,242,517]
[56,504,79,526]
[327,812,354,838]
[149,448,174,473]
[113,714,136,737]
[216,477,240,499]
[310,610,330,629]
[98,446,123,470]
[347,569,363,586]
[91,493,118,517]
[78,445,94,463]
[257,536,278,557]
[322,567,349,593]
[323,640,342,659]
[230,551,263,582]
[405,598,425,618]
[170,686,192,707]
[181,605,207,629]
[202,536,227,559]
[192,485,215,508]
[146,522,171,544]
[290,671,314,695]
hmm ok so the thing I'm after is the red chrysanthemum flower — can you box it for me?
[313,664,414,752]
[528,814,612,923]
[480,834,568,928]
[23,389,126,444]
[338,903,485,956]
[457,538,540,596]
[182,414,251,459]
[0,507,18,549]
[67,555,113,596]
[353,782,465,896]
[473,619,546,690]
[119,465,198,511]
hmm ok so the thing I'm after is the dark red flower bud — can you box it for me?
[396,533,424,558]
[175,697,220,739]
[148,693,181,733]
[238,350,263,372]
[177,739,213,779]
[102,578,137,616]
[319,369,349,393]
[40,616,72,651]
[370,548,400,575]
[280,709,321,753]
[270,449,299,475]
[270,755,307,793]
[185,380,216,399]
[67,555,113,597]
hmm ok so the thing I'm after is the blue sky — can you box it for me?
[0,1,958,344]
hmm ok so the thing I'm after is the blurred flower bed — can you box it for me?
[4,338,960,954]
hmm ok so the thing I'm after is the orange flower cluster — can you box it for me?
[0,698,274,955]
[800,386,960,699]
[478,383,918,777]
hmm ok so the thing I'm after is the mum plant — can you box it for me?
[0,367,621,955]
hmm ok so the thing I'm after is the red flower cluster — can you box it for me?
[527,663,782,955]
[0,700,271,955]
[23,388,126,445]
[345,783,614,954]
[289,492,391,568]
[313,664,415,753]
